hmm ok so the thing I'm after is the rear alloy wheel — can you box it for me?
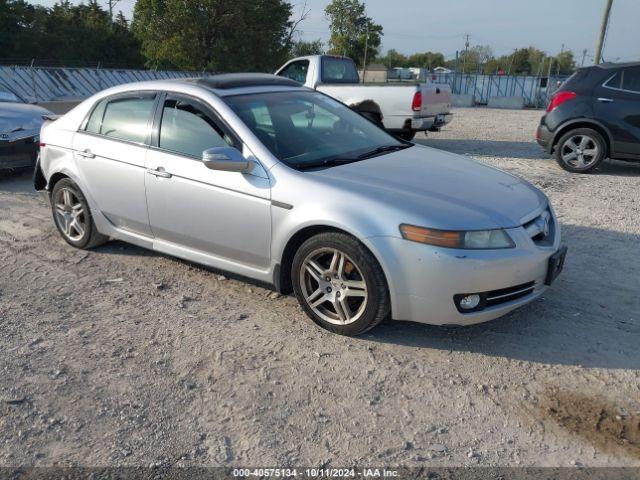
[555,128,606,173]
[51,178,107,249]
[292,232,390,336]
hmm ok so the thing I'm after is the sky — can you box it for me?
[32,0,640,63]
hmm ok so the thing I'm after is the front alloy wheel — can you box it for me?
[292,232,390,336]
[300,248,368,325]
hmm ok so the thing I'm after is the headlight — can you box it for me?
[400,224,515,249]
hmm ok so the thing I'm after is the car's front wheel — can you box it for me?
[292,232,390,336]
[555,128,606,173]
[51,178,107,249]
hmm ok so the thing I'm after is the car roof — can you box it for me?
[185,73,301,91]
[594,61,640,70]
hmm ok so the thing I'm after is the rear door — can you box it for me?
[144,92,272,269]
[594,66,640,156]
[72,92,157,236]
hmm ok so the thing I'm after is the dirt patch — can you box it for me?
[539,387,640,460]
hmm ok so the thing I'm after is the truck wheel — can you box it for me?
[399,131,416,141]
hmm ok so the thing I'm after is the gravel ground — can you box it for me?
[1,107,639,468]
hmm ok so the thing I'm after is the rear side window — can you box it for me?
[321,57,360,84]
[604,68,640,93]
[621,67,640,93]
[85,94,156,144]
[159,97,232,158]
[278,60,309,84]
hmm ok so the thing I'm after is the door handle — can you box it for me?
[77,149,95,158]
[597,97,614,103]
[146,168,172,178]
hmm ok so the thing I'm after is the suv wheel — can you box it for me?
[51,178,108,249]
[292,232,390,336]
[555,128,606,173]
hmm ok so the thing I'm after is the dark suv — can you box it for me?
[537,62,640,173]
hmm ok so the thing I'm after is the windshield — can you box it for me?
[224,91,408,170]
[0,91,21,103]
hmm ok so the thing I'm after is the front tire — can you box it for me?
[51,178,108,249]
[292,232,390,336]
[554,128,606,173]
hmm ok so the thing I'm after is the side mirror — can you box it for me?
[202,147,250,173]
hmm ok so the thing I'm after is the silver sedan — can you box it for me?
[36,75,566,336]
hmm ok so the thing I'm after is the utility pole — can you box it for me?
[594,0,614,64]
[362,24,369,84]
[507,49,517,75]
[462,34,470,73]
[581,49,588,67]
[556,44,564,76]
[107,0,120,24]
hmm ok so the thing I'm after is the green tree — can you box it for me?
[324,0,383,67]
[132,0,294,72]
[0,0,142,67]
[406,51,446,70]
[291,39,324,57]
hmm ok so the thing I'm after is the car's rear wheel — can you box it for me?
[51,178,107,249]
[555,128,606,173]
[292,232,390,336]
[399,130,416,141]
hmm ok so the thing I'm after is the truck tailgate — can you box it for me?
[420,84,452,117]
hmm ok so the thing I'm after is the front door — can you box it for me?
[144,93,272,269]
[72,92,157,236]
[594,66,640,156]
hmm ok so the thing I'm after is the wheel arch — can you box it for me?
[551,119,613,157]
[349,99,383,124]
[276,224,392,298]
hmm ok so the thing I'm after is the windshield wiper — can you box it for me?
[357,144,411,159]
[296,157,361,171]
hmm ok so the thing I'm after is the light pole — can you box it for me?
[594,0,614,64]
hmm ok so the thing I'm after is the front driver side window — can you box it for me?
[159,97,232,158]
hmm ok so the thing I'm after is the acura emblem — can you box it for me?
[535,212,551,237]
[0,133,8,140]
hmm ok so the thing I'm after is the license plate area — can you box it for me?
[545,246,568,286]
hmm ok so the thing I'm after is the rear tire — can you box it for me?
[292,232,390,336]
[554,128,606,173]
[399,130,416,141]
[51,178,108,249]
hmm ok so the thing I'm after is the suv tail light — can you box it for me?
[547,91,576,112]
[412,91,422,111]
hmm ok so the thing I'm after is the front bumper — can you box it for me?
[367,222,562,326]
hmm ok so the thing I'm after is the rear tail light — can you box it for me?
[412,91,422,111]
[546,91,576,112]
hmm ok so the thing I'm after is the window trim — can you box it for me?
[149,91,242,160]
[78,90,160,147]
[602,71,640,95]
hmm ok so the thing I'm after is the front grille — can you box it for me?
[523,208,555,246]
[485,281,536,307]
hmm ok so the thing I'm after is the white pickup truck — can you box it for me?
[275,55,453,140]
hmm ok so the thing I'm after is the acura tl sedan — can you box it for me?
[36,74,567,336]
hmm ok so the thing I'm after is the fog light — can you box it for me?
[459,294,481,310]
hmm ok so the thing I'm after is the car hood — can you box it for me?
[309,145,547,231]
[0,102,51,137]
